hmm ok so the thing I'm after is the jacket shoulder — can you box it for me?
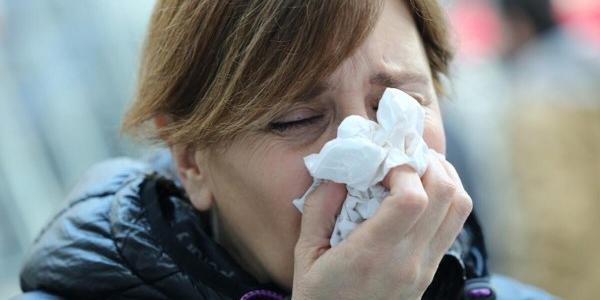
[19,156,198,299]
[64,157,151,201]
[492,275,560,300]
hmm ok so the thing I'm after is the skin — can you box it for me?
[168,0,472,298]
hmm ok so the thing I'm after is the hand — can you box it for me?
[292,151,473,300]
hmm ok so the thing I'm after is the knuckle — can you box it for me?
[436,179,458,198]
[401,188,429,211]
[453,192,473,218]
[394,262,420,285]
[385,189,428,214]
[392,256,435,292]
[354,255,376,275]
[351,249,378,275]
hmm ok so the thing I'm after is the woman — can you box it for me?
[17,0,556,299]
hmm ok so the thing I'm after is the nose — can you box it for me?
[334,92,378,124]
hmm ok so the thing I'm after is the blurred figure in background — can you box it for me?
[500,0,600,93]
[499,0,600,298]
[445,0,599,298]
[501,0,559,59]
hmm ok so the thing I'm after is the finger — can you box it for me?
[295,181,347,266]
[356,165,427,245]
[425,153,473,259]
[428,186,473,258]
[407,152,455,245]
[430,150,464,190]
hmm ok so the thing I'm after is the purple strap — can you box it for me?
[240,289,286,300]
[467,287,493,298]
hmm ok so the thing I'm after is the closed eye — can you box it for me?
[269,115,324,132]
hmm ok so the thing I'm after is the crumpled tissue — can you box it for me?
[293,88,430,246]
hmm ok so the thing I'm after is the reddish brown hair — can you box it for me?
[122,0,453,148]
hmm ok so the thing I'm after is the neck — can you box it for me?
[209,206,270,283]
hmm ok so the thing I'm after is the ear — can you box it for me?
[154,116,215,211]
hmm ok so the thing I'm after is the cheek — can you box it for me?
[422,108,446,154]
[211,140,316,249]
[222,140,314,225]
[259,146,315,204]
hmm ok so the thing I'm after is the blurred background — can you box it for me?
[0,0,598,299]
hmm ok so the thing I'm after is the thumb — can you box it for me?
[295,181,346,265]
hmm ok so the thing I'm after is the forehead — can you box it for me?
[326,0,431,91]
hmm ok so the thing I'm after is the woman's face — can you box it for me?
[181,0,445,289]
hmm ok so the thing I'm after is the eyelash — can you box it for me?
[269,115,324,132]
[268,94,425,133]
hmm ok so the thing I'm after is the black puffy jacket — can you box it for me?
[14,152,557,300]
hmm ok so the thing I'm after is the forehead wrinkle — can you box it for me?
[297,30,430,104]
[369,71,430,88]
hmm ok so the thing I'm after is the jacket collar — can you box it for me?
[141,172,492,300]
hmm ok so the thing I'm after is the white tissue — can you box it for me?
[293,88,430,246]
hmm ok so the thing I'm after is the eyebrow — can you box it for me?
[298,71,429,102]
[369,71,429,88]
